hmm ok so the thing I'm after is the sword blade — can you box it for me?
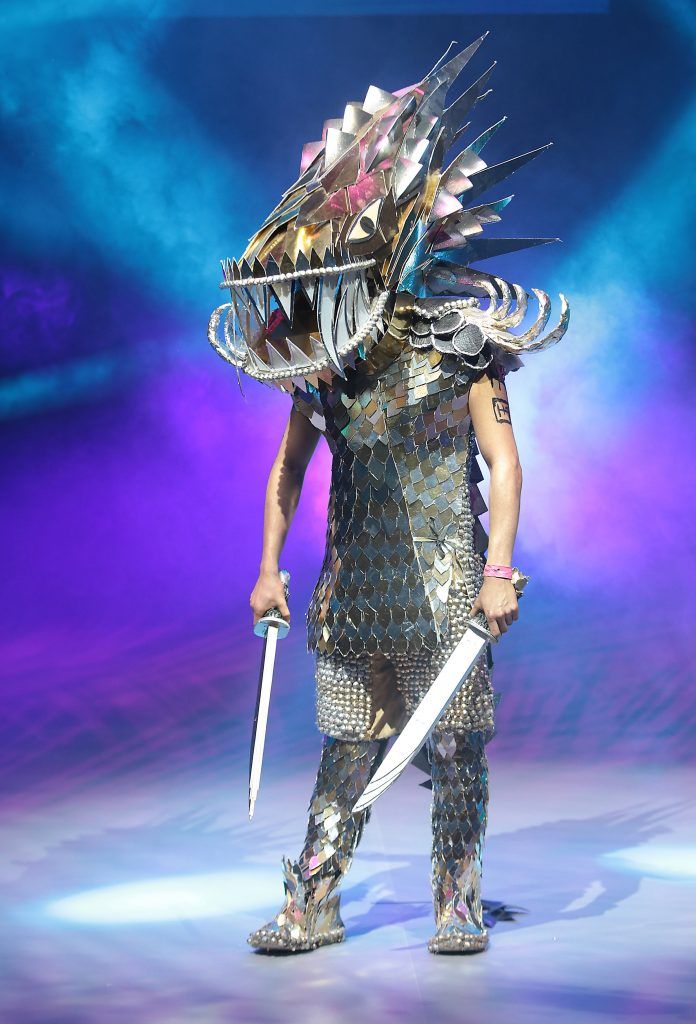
[248,623,280,819]
[353,624,489,813]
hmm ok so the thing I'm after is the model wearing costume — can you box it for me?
[208,33,569,954]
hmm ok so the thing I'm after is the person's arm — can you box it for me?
[467,372,523,638]
[249,405,321,626]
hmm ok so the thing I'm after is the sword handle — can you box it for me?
[467,610,499,644]
[253,568,291,639]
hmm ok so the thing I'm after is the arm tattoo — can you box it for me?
[492,397,511,425]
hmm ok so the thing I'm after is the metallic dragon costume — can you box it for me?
[208,33,569,954]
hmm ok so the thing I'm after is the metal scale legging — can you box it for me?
[297,732,488,932]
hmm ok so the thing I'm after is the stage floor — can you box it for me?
[3,757,695,1023]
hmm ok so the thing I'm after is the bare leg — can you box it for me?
[428,727,490,954]
[248,735,387,952]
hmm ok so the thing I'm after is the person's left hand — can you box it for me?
[469,577,519,638]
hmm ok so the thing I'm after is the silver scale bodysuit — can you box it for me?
[291,306,520,741]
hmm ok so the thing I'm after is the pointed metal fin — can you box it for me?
[440,64,496,147]
[420,32,489,88]
[469,116,507,155]
[463,236,559,262]
[464,144,552,202]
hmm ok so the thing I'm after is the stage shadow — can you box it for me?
[6,796,684,938]
[340,800,684,937]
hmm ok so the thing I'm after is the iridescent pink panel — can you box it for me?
[346,171,389,213]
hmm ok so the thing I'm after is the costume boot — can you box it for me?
[248,734,387,952]
[428,728,490,954]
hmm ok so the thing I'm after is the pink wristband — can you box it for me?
[484,563,513,580]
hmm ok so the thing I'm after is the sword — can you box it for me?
[248,568,290,819]
[353,613,497,814]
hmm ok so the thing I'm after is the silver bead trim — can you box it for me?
[219,257,377,289]
[413,298,478,320]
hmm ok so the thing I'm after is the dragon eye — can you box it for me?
[347,197,383,243]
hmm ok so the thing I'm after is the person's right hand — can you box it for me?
[250,569,290,627]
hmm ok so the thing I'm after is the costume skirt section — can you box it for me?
[314,567,499,742]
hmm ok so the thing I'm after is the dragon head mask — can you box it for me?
[208,32,569,391]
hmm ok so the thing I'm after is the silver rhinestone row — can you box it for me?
[219,257,377,290]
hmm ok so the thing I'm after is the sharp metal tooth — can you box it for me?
[269,277,294,323]
[253,257,270,322]
[301,275,318,308]
[266,343,292,371]
[333,283,352,353]
[222,305,247,363]
[294,256,314,308]
[280,252,296,276]
[309,334,327,363]
[232,277,251,315]
[234,290,254,349]
[241,286,263,333]
[286,337,313,369]
[243,274,265,324]
[261,255,291,323]
[343,279,357,335]
[247,344,271,372]
[350,276,362,333]
[265,255,280,277]
[316,276,345,377]
[353,269,371,324]
[274,253,297,323]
